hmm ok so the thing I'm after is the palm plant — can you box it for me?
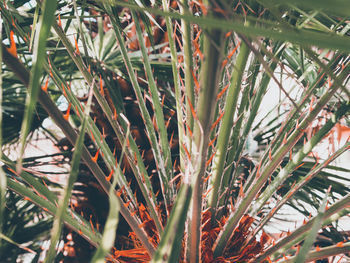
[1,0,350,262]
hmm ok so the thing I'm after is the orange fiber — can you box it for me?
[7,31,17,57]
[99,75,104,96]
[91,149,100,163]
[63,103,71,120]
[42,78,49,93]
[58,14,62,28]
[107,169,113,182]
[74,36,80,55]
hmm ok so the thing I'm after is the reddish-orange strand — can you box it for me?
[182,143,191,161]
[99,75,104,96]
[206,151,216,167]
[113,108,118,120]
[63,103,71,121]
[256,161,262,177]
[336,241,344,247]
[107,169,113,182]
[295,162,305,170]
[187,97,198,120]
[283,133,288,144]
[216,84,229,100]
[58,14,62,28]
[90,130,96,142]
[74,36,80,55]
[42,78,49,92]
[92,149,100,163]
[221,42,240,68]
[7,31,17,57]
[89,216,95,234]
[211,110,225,131]
[208,136,217,148]
[191,69,200,92]
[185,122,193,137]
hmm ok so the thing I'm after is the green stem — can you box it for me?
[161,0,186,171]
[44,36,137,206]
[1,155,58,204]
[221,56,263,205]
[237,57,280,193]
[208,41,250,212]
[189,4,225,263]
[132,10,174,193]
[17,0,57,171]
[220,77,251,207]
[180,0,195,150]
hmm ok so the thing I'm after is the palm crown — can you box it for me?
[1,0,350,262]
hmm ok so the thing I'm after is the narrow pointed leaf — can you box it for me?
[17,0,57,170]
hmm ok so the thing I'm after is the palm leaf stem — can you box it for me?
[247,52,349,194]
[221,56,263,207]
[179,0,195,152]
[160,0,187,172]
[72,0,90,63]
[234,49,283,193]
[91,130,124,263]
[189,2,226,261]
[17,0,57,172]
[252,53,344,183]
[45,51,137,208]
[263,0,350,23]
[221,76,251,205]
[242,35,299,110]
[132,9,174,191]
[253,53,350,192]
[257,1,350,99]
[208,40,250,215]
[304,48,350,99]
